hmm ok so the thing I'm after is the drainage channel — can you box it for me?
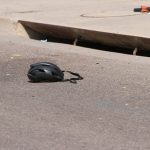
[18,20,150,57]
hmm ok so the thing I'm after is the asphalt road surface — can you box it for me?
[0,35,150,150]
[1,0,150,149]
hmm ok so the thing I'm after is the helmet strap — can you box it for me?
[62,71,83,83]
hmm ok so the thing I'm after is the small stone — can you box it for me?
[98,117,103,120]
[12,54,21,57]
[122,86,126,89]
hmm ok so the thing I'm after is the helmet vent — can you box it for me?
[38,69,45,72]
[52,72,57,76]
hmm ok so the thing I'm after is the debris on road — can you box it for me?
[134,5,150,13]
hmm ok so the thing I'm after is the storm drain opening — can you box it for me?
[18,20,150,57]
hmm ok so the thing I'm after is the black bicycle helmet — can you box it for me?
[27,62,64,82]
